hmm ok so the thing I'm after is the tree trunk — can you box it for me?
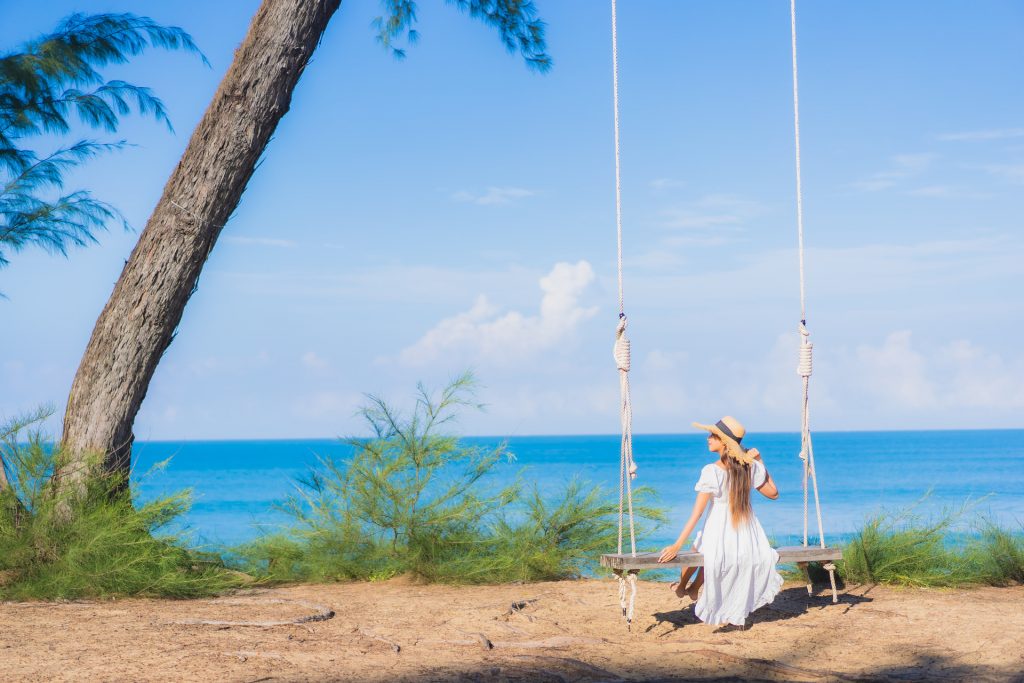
[56,0,342,495]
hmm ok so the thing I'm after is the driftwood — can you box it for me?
[220,651,289,663]
[169,598,334,628]
[417,635,607,650]
[456,630,494,650]
[357,627,401,653]
[490,620,529,636]
[505,597,541,615]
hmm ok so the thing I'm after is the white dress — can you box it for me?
[691,461,783,626]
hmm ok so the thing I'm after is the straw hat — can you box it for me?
[692,416,755,465]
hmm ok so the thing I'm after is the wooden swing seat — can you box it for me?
[600,545,842,571]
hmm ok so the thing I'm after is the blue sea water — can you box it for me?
[131,430,1024,550]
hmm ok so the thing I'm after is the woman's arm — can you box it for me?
[749,448,779,500]
[657,491,712,562]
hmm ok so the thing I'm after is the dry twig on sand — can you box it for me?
[167,598,334,628]
[357,627,402,653]
[417,635,607,650]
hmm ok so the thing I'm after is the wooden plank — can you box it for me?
[600,545,842,571]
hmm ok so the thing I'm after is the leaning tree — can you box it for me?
[56,0,550,496]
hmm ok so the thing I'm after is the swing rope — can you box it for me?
[603,0,841,623]
[610,0,639,626]
[790,0,837,598]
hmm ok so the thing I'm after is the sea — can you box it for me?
[132,430,1024,551]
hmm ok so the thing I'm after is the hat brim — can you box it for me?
[692,421,754,465]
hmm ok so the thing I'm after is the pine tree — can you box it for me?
[0,13,205,269]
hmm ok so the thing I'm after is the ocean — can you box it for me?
[132,430,1024,550]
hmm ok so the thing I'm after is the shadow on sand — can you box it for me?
[648,586,873,635]
[340,650,1024,683]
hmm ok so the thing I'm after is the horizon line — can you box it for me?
[134,426,1024,444]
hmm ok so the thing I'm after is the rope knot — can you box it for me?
[614,316,631,372]
[797,341,813,377]
[797,324,813,378]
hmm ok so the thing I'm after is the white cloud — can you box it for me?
[644,349,689,373]
[223,236,296,248]
[938,128,1024,142]
[659,194,764,231]
[979,163,1024,185]
[452,186,535,206]
[853,331,938,409]
[182,352,272,378]
[905,185,992,199]
[845,331,1024,413]
[891,153,938,171]
[222,263,537,306]
[293,391,362,420]
[934,339,1024,409]
[905,185,954,197]
[399,261,598,366]
[851,153,938,192]
[650,178,687,190]
[625,329,1024,432]
[301,351,329,370]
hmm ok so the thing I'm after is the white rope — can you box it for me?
[613,569,639,626]
[790,0,807,324]
[610,0,638,626]
[791,1,833,576]
[610,0,636,563]
[611,0,625,317]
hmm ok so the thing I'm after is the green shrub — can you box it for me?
[812,499,1024,588]
[0,409,241,600]
[233,373,665,584]
[964,518,1024,586]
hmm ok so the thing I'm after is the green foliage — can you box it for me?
[233,373,664,584]
[0,13,205,268]
[787,501,1024,589]
[0,409,240,600]
[963,518,1024,586]
[483,479,664,583]
[839,502,977,587]
[374,0,551,71]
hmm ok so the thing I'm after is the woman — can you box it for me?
[658,416,783,627]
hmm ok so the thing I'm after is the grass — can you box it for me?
[231,373,666,584]
[787,501,1024,588]
[0,410,243,600]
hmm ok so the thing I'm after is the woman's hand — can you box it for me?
[658,543,682,563]
[748,447,761,461]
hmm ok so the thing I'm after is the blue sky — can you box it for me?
[1,0,1022,438]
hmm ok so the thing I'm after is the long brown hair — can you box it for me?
[722,455,753,527]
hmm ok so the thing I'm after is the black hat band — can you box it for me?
[715,420,743,443]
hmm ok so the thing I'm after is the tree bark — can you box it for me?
[57,0,342,494]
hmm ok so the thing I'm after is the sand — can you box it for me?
[3,579,1023,682]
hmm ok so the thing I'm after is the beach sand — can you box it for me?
[3,579,1022,682]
